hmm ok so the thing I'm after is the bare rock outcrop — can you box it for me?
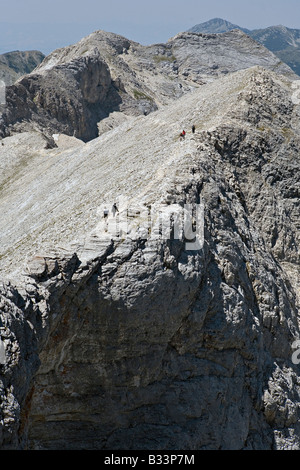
[0,50,45,86]
[0,64,299,449]
[0,30,297,142]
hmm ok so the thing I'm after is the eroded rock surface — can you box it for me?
[0,30,297,142]
[0,50,45,86]
[0,58,299,449]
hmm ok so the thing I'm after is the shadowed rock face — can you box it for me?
[0,29,297,142]
[1,53,120,142]
[0,36,299,451]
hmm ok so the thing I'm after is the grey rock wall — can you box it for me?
[0,46,299,449]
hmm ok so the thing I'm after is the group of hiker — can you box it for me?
[179,125,196,140]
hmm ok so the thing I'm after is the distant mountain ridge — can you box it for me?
[188,18,300,76]
[188,18,250,35]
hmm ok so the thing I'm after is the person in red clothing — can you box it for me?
[180,130,186,140]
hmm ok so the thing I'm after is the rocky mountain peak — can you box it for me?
[188,17,250,34]
[0,29,299,450]
[0,29,296,143]
[0,50,45,85]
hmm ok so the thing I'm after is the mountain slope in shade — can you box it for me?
[0,65,299,450]
[188,18,250,34]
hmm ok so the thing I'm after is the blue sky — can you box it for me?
[0,0,299,54]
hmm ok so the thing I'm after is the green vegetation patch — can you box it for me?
[132,89,154,101]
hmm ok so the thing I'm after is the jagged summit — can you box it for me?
[188,18,250,34]
[0,28,296,143]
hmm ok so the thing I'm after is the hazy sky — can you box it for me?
[0,0,300,54]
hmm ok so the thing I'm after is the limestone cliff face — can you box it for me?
[0,50,45,86]
[0,30,296,142]
[0,34,299,450]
